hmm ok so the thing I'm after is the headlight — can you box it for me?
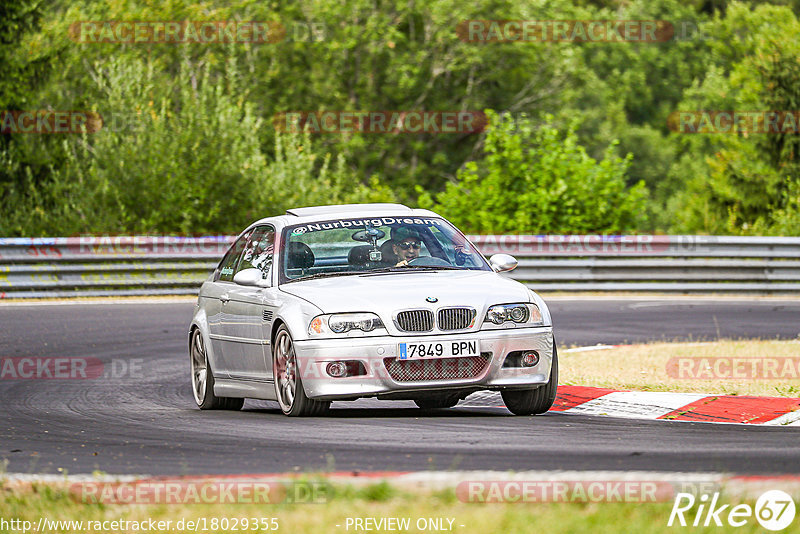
[308,313,385,336]
[483,303,542,328]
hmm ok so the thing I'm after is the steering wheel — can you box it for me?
[352,228,386,242]
[408,256,452,267]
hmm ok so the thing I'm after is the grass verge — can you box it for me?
[560,339,800,397]
[0,479,783,534]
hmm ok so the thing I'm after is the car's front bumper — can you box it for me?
[293,326,554,400]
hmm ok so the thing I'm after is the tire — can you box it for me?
[413,395,459,410]
[501,342,559,415]
[273,325,330,417]
[190,328,244,411]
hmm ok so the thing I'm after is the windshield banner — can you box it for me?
[290,217,445,235]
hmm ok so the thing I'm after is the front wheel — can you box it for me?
[190,328,244,411]
[501,343,559,415]
[273,325,330,417]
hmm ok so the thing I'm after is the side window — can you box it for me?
[215,230,253,282]
[237,226,275,279]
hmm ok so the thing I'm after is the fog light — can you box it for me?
[326,361,348,377]
[521,351,539,367]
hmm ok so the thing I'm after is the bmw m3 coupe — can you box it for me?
[189,203,557,416]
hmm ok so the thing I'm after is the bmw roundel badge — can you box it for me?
[426,297,438,303]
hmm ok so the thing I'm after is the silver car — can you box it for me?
[189,203,557,416]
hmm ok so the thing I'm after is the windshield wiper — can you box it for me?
[288,265,468,282]
[286,270,372,283]
[363,265,464,275]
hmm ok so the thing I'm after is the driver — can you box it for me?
[392,228,422,266]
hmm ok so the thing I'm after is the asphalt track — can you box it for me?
[1,298,799,476]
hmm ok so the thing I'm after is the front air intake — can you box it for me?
[437,307,476,331]
[384,354,492,382]
[395,310,434,332]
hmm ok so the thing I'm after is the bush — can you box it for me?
[421,110,647,234]
[0,55,394,236]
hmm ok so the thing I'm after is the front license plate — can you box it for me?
[398,339,479,360]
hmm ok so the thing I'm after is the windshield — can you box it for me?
[280,216,490,283]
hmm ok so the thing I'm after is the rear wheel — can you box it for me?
[190,328,244,411]
[273,325,330,417]
[501,343,559,415]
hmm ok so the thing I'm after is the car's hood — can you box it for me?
[279,270,531,315]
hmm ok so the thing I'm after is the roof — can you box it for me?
[243,204,441,232]
[285,203,412,217]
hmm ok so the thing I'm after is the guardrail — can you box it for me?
[0,235,799,298]
[0,237,233,298]
[470,235,800,293]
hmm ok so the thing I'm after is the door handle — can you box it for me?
[220,294,230,304]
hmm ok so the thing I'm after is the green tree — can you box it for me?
[0,0,66,225]
[666,2,800,234]
[242,0,589,197]
[563,0,712,229]
[0,55,393,235]
[421,111,647,234]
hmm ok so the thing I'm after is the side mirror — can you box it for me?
[233,268,270,288]
[489,253,518,273]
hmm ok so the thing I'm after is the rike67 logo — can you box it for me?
[668,490,796,531]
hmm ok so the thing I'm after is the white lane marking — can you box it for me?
[563,345,618,353]
[763,410,800,426]
[566,391,709,419]
[543,296,800,302]
[628,300,800,308]
[460,391,502,407]
[0,470,729,486]
[0,297,195,307]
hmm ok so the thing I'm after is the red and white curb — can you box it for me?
[460,386,800,425]
[547,343,800,425]
[550,386,800,425]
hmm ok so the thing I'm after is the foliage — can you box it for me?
[421,111,647,234]
[1,56,392,235]
[1,0,800,236]
[666,2,800,234]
